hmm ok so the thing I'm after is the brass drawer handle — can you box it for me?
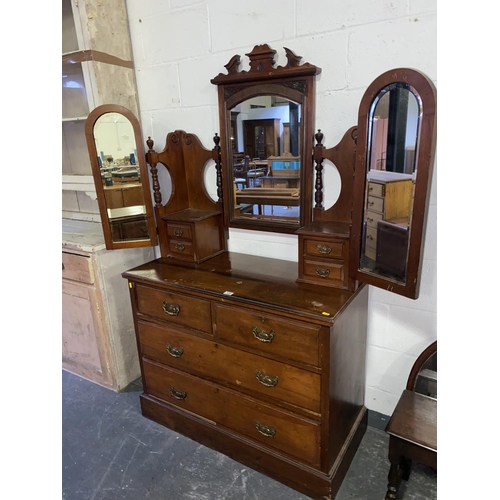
[175,243,185,252]
[256,370,278,387]
[163,301,180,316]
[170,386,187,400]
[166,344,184,358]
[367,235,374,241]
[317,244,332,254]
[315,268,330,278]
[252,326,275,343]
[173,229,183,237]
[255,420,276,438]
[367,217,374,223]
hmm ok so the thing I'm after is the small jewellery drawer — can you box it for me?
[62,252,93,284]
[365,210,383,229]
[368,181,385,198]
[166,222,192,241]
[303,238,345,260]
[302,258,347,288]
[137,320,321,413]
[142,359,321,465]
[366,195,384,213]
[168,240,194,258]
[135,285,211,334]
[215,304,320,366]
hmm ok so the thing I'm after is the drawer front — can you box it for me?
[366,195,384,214]
[120,219,149,240]
[303,258,346,288]
[166,223,193,241]
[365,210,383,229]
[368,181,385,198]
[137,321,320,413]
[62,252,93,284]
[365,226,377,249]
[135,285,211,334]
[303,238,345,259]
[168,240,194,258]
[142,359,321,465]
[215,304,319,366]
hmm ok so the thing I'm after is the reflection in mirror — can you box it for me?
[359,83,422,283]
[414,352,437,399]
[93,112,149,243]
[230,96,301,223]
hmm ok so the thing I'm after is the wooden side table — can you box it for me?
[384,390,437,499]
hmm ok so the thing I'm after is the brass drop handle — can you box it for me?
[315,268,330,278]
[256,370,278,387]
[163,301,180,316]
[252,326,275,343]
[255,420,277,438]
[367,217,373,223]
[173,229,183,237]
[175,243,185,252]
[368,201,375,206]
[367,235,374,241]
[317,244,332,254]
[166,344,184,358]
[170,386,187,400]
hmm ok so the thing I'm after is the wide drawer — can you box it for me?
[137,320,321,413]
[302,258,346,288]
[303,238,345,260]
[215,304,320,366]
[366,195,384,213]
[142,359,321,466]
[62,252,93,284]
[135,285,211,334]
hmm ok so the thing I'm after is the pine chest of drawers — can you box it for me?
[123,252,368,499]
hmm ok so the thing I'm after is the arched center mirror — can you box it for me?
[350,69,436,299]
[85,104,157,250]
[211,44,320,234]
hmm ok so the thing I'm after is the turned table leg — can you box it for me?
[385,459,403,500]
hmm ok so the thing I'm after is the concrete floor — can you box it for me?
[62,370,437,500]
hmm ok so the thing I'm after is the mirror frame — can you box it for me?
[350,68,437,299]
[85,104,158,250]
[211,44,321,234]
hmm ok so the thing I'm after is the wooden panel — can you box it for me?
[137,320,321,413]
[62,280,102,372]
[62,251,93,284]
[142,359,321,465]
[135,285,212,334]
[214,304,320,366]
[121,185,145,206]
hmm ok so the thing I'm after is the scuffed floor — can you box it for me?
[62,370,437,500]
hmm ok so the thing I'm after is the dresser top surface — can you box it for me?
[123,252,363,323]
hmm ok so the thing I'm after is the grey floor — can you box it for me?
[62,370,437,500]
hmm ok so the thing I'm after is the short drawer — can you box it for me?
[366,195,384,213]
[302,258,347,288]
[137,320,321,413]
[166,222,192,240]
[142,359,321,465]
[135,285,211,334]
[168,240,194,258]
[365,210,383,229]
[215,304,320,366]
[303,238,345,260]
[62,252,93,284]
[365,226,377,249]
[368,181,385,198]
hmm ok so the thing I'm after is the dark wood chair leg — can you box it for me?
[401,457,412,481]
[385,460,403,500]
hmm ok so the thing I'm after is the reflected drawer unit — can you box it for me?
[123,252,368,500]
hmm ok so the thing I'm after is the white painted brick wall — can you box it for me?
[125,0,437,416]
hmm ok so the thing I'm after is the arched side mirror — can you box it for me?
[350,69,436,299]
[85,104,158,250]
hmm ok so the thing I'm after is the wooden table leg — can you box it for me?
[385,459,403,500]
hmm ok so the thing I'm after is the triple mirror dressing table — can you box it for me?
[84,44,436,500]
